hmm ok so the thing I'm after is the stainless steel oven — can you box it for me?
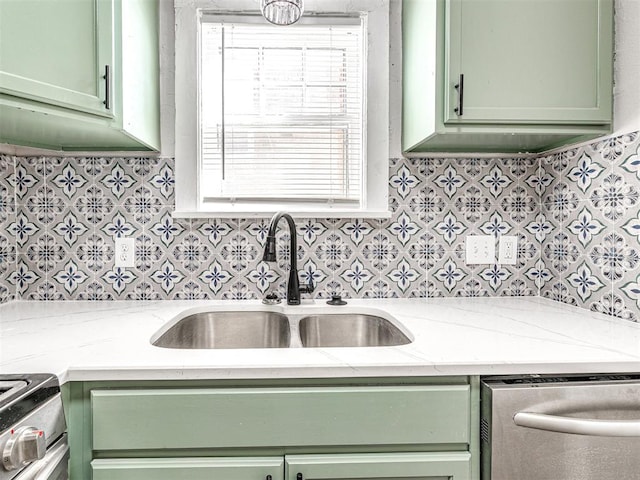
[481,374,640,480]
[0,374,68,480]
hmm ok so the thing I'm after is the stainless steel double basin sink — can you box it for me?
[151,309,412,349]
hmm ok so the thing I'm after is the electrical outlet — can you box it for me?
[498,235,518,265]
[115,238,135,268]
[465,235,495,264]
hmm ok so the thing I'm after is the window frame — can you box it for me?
[174,0,390,218]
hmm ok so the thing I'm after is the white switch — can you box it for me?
[498,235,518,265]
[465,235,495,264]
[115,238,135,268]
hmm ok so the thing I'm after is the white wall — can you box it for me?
[159,0,175,158]
[389,0,403,158]
[613,0,640,134]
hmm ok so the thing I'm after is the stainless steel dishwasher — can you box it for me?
[481,374,640,480]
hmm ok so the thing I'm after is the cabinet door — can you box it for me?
[286,453,471,480]
[92,457,284,480]
[0,0,113,117]
[445,0,612,124]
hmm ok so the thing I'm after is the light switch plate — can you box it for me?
[115,238,135,268]
[465,235,495,264]
[498,235,518,265]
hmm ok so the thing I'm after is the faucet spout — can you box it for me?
[263,212,313,305]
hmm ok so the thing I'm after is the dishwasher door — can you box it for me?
[481,375,640,480]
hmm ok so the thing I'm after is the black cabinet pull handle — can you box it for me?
[453,73,464,116]
[103,65,111,110]
[297,474,303,480]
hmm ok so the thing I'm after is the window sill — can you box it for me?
[172,209,392,219]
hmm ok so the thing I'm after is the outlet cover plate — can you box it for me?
[498,235,518,265]
[115,238,135,268]
[465,235,495,264]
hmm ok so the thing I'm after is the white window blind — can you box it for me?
[199,16,364,206]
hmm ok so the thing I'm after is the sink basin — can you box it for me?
[298,314,411,348]
[152,311,290,349]
[151,308,413,350]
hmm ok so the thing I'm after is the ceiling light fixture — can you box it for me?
[260,0,304,26]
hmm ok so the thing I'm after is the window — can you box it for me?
[201,18,363,205]
[174,0,389,217]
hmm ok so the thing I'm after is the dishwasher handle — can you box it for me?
[514,412,640,437]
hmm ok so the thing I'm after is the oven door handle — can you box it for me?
[17,438,69,480]
[514,412,640,437]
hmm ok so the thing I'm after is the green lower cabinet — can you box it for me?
[66,378,480,479]
[91,457,284,480]
[90,453,470,480]
[286,453,471,480]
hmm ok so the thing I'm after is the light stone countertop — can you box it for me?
[1,297,639,384]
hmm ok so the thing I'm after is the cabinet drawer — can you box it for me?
[286,452,471,480]
[92,457,284,480]
[92,385,470,450]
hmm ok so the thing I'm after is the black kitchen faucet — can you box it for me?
[263,212,314,305]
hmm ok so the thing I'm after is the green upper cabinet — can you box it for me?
[0,0,113,117]
[402,0,614,153]
[0,0,160,151]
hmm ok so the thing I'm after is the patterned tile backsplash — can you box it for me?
[539,132,640,322]
[1,131,639,322]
